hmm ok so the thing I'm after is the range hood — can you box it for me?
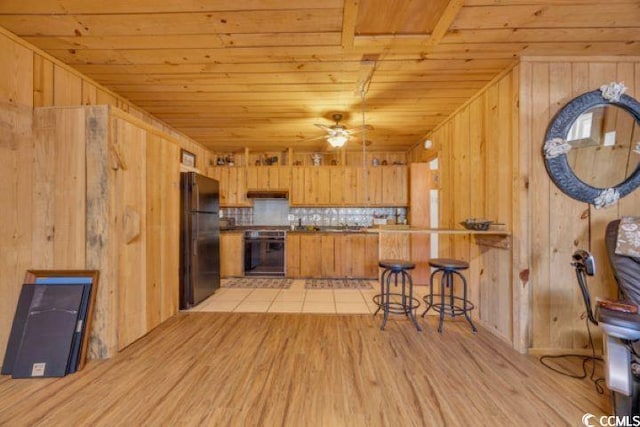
[246,190,289,199]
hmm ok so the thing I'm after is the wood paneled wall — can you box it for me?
[409,58,640,353]
[520,58,640,353]
[408,67,519,346]
[0,29,206,358]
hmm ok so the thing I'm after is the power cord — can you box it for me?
[539,316,605,394]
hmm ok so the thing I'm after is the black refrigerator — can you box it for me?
[180,172,221,309]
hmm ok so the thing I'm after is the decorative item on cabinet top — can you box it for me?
[542,82,640,209]
[180,149,196,168]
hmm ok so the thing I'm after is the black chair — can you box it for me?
[574,219,640,416]
[421,258,477,333]
[373,260,422,331]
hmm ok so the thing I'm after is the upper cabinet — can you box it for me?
[246,166,291,191]
[290,165,408,207]
[211,165,408,207]
[209,166,250,207]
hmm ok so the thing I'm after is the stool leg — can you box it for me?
[374,268,387,317]
[403,270,422,331]
[458,271,477,333]
[437,271,446,333]
[381,270,392,331]
[421,269,439,317]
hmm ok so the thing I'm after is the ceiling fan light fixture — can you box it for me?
[327,134,348,147]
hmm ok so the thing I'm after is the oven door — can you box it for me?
[244,237,285,277]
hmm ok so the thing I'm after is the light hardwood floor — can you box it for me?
[0,313,608,426]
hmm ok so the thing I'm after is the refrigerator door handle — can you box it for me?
[192,182,199,211]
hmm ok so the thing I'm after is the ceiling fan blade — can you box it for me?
[354,139,373,146]
[296,134,328,143]
[314,123,333,131]
[351,124,374,131]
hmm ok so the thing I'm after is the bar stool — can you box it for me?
[373,259,422,331]
[422,258,477,333]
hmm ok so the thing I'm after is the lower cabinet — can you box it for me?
[221,232,244,277]
[286,233,378,278]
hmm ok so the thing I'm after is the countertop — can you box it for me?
[364,227,510,235]
[221,225,510,235]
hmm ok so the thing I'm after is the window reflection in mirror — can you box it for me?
[566,105,640,188]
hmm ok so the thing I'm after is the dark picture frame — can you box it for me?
[181,149,196,168]
[23,270,98,373]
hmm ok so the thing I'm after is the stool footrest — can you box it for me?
[422,295,474,316]
[373,293,421,314]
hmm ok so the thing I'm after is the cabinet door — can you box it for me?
[236,167,249,206]
[278,166,291,190]
[286,234,301,277]
[226,167,239,206]
[304,167,318,204]
[333,234,348,277]
[290,167,305,205]
[317,167,331,205]
[382,166,408,206]
[209,167,229,206]
[321,234,337,277]
[348,234,366,278]
[364,234,379,279]
[220,233,244,277]
[343,167,359,205]
[330,167,345,205]
[366,167,383,205]
[299,234,322,277]
[246,167,258,189]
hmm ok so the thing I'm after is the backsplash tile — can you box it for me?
[221,206,407,227]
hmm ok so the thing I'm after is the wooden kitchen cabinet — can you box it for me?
[290,167,305,205]
[299,234,323,277]
[289,165,407,207]
[303,166,331,205]
[286,233,301,277]
[287,232,378,278]
[382,166,408,205]
[334,234,379,278]
[209,166,250,207]
[246,166,291,191]
[220,232,244,277]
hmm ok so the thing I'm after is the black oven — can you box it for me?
[244,230,286,276]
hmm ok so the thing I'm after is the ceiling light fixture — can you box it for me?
[327,134,348,147]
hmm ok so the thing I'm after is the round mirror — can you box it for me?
[566,105,640,188]
[543,84,640,208]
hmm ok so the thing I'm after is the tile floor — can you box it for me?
[189,278,430,314]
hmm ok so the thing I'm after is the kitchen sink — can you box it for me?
[290,226,366,233]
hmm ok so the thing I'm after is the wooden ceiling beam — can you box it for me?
[341,0,359,49]
[0,0,344,14]
[424,0,465,47]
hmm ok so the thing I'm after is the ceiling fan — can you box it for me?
[311,113,373,148]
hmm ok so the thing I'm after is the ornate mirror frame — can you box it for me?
[543,82,640,208]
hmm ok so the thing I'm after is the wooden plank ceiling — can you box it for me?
[1,0,639,153]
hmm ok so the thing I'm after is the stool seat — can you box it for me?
[374,259,421,331]
[379,259,416,271]
[428,258,469,270]
[422,257,476,334]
